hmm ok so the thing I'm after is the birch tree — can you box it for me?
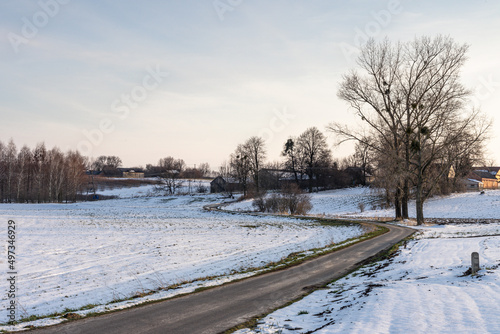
[5,140,17,203]
[16,145,32,202]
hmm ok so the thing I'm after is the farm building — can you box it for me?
[210,176,244,193]
[475,167,500,182]
[464,178,484,191]
[122,170,145,178]
[210,176,226,193]
[469,170,499,189]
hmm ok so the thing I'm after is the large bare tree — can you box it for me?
[296,127,332,192]
[330,36,490,225]
[92,155,123,171]
[230,144,251,196]
[243,136,267,194]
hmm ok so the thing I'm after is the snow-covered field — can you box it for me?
[3,184,500,332]
[0,189,364,330]
[236,189,500,334]
[95,178,211,198]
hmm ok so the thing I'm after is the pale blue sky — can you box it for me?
[1,0,499,168]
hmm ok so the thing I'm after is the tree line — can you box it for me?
[0,140,87,203]
[147,157,212,195]
[219,127,366,197]
[146,157,211,179]
[0,141,215,202]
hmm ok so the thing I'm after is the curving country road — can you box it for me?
[29,220,414,334]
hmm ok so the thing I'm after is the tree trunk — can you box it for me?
[394,187,402,220]
[415,158,425,225]
[291,158,299,186]
[416,184,424,225]
[403,108,410,220]
[255,171,260,194]
[402,180,409,219]
[293,170,299,185]
[307,170,313,193]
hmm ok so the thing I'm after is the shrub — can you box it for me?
[252,184,313,215]
[196,183,208,193]
[358,202,366,213]
[295,197,313,215]
[252,195,266,212]
[267,193,284,213]
[282,183,312,215]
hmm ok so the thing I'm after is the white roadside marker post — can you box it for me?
[471,252,480,275]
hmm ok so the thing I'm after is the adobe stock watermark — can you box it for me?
[339,0,402,62]
[258,107,295,144]
[8,0,70,54]
[77,65,168,156]
[470,74,500,106]
[213,0,243,21]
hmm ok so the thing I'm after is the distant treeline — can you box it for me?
[0,140,87,203]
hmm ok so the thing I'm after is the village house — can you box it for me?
[480,167,500,182]
[210,176,244,193]
[122,170,145,178]
[469,169,499,189]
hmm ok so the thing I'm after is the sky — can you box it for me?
[1,0,499,169]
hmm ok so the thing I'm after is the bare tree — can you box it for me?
[4,140,17,203]
[242,136,267,193]
[16,145,32,202]
[354,141,373,185]
[198,163,211,177]
[296,127,332,192]
[65,150,87,202]
[153,157,184,195]
[218,160,231,179]
[408,108,489,224]
[330,36,490,224]
[331,38,407,217]
[230,144,251,196]
[158,156,185,173]
[46,148,65,202]
[0,141,6,201]
[282,138,300,184]
[92,155,122,171]
[160,171,183,195]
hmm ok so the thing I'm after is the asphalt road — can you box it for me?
[29,222,414,334]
